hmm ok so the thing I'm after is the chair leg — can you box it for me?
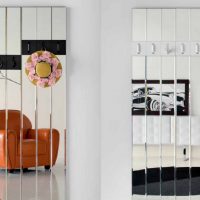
[45,165,50,170]
[23,168,28,172]
[8,169,14,173]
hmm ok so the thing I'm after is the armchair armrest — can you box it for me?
[27,129,59,165]
[27,128,59,142]
[0,130,17,168]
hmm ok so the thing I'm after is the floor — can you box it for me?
[133,195,200,200]
[133,167,200,200]
[0,164,67,200]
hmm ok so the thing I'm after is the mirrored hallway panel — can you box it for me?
[0,6,67,199]
[132,8,200,199]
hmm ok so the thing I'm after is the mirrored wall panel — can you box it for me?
[0,6,66,200]
[132,8,200,200]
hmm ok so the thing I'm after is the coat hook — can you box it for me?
[151,43,156,54]
[136,43,141,54]
[181,43,185,54]
[42,41,46,51]
[57,41,60,53]
[0,58,3,68]
[166,43,170,54]
[12,56,17,68]
[195,43,200,54]
[27,41,30,53]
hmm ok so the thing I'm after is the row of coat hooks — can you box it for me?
[22,40,66,55]
[0,40,66,70]
[27,41,60,52]
[132,41,200,56]
[0,57,17,68]
[0,55,21,70]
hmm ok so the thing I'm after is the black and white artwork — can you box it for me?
[132,80,189,115]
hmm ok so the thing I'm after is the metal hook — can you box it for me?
[27,41,30,53]
[136,43,141,54]
[42,41,46,51]
[166,44,170,54]
[0,58,3,68]
[12,56,17,68]
[181,43,185,54]
[151,43,156,54]
[195,43,200,54]
[57,41,60,53]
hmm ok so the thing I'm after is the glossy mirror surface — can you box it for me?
[0,6,67,200]
[132,8,200,200]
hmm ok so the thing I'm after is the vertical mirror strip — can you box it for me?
[50,7,53,200]
[188,9,192,199]
[174,9,177,199]
[5,7,8,200]
[64,9,68,199]
[159,9,163,198]
[20,7,23,200]
[173,57,177,198]
[188,58,191,199]
[35,9,38,199]
[5,63,8,200]
[144,9,148,198]
[35,85,38,200]
[50,85,53,200]
[159,61,163,198]
[64,129,67,169]
[144,56,147,197]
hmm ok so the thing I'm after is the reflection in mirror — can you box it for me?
[132,8,200,200]
[0,6,67,200]
[0,171,59,199]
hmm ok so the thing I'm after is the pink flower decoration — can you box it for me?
[25,62,34,70]
[31,53,39,62]
[28,74,36,81]
[32,60,38,67]
[51,58,59,70]
[55,69,62,78]
[37,78,48,88]
[29,68,35,75]
[42,51,51,59]
[39,55,46,62]
[48,77,56,86]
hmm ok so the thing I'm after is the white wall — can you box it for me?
[0,2,101,200]
[101,1,133,200]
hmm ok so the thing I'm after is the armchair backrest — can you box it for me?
[0,110,32,139]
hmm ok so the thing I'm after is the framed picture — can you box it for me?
[132,79,189,115]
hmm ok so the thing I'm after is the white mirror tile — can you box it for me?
[147,9,161,41]
[52,7,66,40]
[0,8,6,54]
[132,9,146,41]
[37,7,51,40]
[7,8,21,55]
[162,9,175,41]
[22,8,37,40]
[176,9,190,41]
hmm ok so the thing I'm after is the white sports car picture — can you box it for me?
[132,80,189,115]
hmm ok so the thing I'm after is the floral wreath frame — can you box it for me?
[25,51,62,88]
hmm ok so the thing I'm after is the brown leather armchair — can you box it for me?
[0,110,59,172]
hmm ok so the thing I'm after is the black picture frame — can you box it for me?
[132,79,189,116]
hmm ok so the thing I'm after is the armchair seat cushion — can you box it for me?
[17,139,47,157]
